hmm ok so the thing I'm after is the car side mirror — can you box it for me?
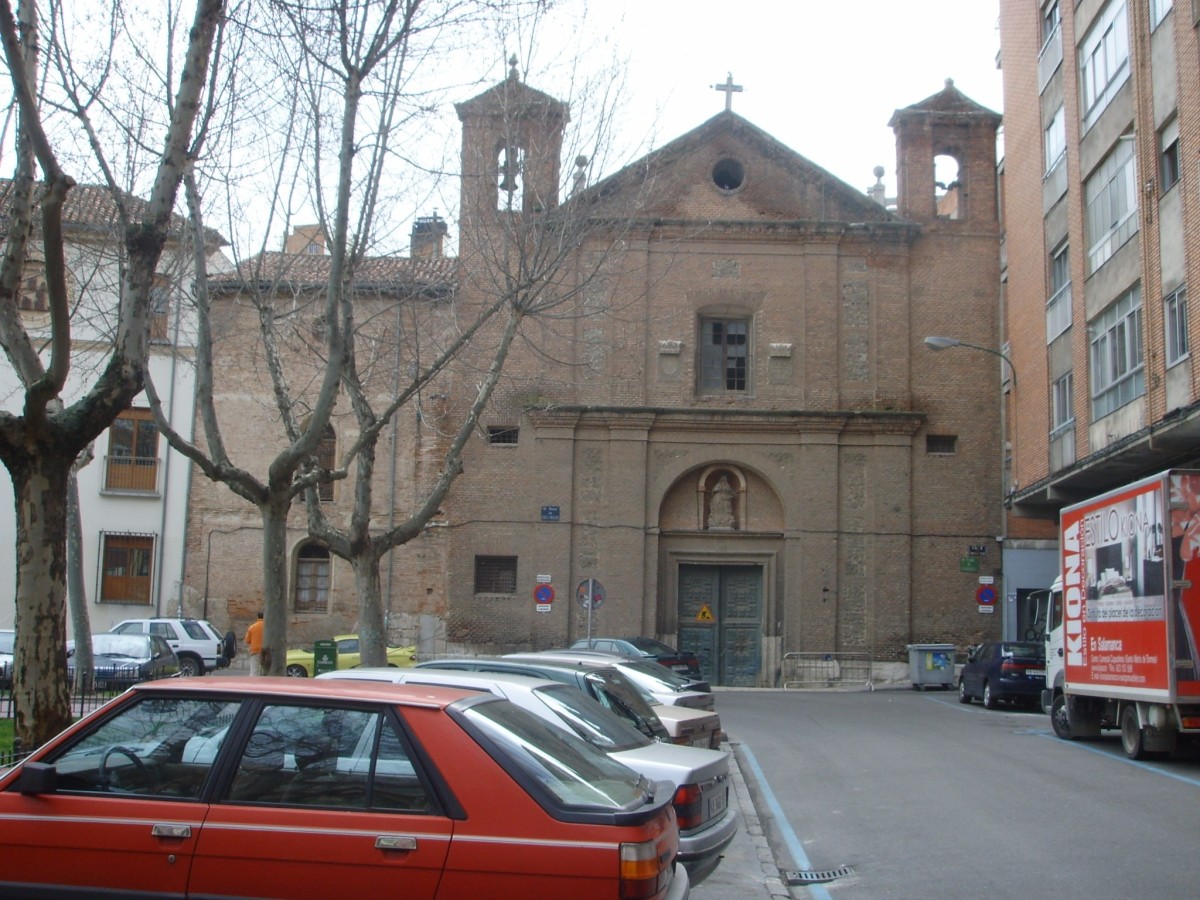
[13,762,57,795]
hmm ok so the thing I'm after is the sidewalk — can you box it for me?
[691,739,794,899]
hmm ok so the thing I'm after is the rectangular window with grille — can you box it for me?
[699,318,749,392]
[100,533,155,604]
[295,545,331,613]
[474,556,518,594]
[488,426,519,445]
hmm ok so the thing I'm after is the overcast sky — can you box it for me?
[524,0,1005,199]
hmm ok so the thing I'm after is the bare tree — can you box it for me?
[143,0,500,673]
[0,0,225,748]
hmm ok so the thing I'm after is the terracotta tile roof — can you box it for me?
[211,250,458,295]
[0,178,222,244]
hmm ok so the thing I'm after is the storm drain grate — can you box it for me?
[783,866,854,885]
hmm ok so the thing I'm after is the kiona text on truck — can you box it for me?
[1034,469,1200,759]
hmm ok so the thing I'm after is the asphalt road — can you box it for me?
[712,686,1200,899]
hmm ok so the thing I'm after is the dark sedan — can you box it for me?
[958,641,1046,709]
[67,633,181,690]
[569,637,702,679]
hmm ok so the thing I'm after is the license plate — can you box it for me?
[691,736,711,748]
[706,788,727,819]
[1027,669,1045,677]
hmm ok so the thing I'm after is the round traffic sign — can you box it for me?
[576,579,606,610]
[533,584,555,604]
[976,585,997,605]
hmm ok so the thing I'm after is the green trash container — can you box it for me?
[907,643,956,691]
[313,639,338,676]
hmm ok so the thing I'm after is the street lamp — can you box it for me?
[923,335,1017,387]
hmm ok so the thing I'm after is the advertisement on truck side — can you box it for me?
[1061,472,1200,699]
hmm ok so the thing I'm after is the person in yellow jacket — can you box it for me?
[245,612,265,675]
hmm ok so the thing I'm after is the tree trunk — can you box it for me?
[354,554,386,666]
[12,454,72,748]
[260,496,293,675]
[66,465,93,692]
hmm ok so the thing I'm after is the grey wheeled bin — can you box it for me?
[907,643,956,691]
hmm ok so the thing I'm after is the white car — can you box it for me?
[319,666,737,884]
[110,617,230,677]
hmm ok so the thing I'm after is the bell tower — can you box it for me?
[455,57,570,226]
[889,79,1001,225]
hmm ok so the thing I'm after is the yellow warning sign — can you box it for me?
[695,604,714,622]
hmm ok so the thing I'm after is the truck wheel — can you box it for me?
[1120,705,1145,760]
[957,679,971,704]
[983,682,998,709]
[1050,693,1073,740]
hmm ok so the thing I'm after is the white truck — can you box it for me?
[1038,470,1200,758]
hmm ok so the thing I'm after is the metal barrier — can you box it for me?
[782,652,874,691]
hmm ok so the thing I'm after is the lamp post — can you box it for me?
[923,335,1016,387]
[924,334,1017,639]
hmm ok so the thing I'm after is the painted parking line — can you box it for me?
[1033,731,1200,788]
[738,743,833,900]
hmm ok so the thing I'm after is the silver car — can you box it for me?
[504,651,723,749]
[319,666,737,884]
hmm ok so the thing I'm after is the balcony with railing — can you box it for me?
[103,455,160,494]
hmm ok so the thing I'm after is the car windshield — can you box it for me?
[1001,642,1045,660]
[90,635,150,659]
[0,632,12,655]
[461,696,650,812]
[533,684,650,752]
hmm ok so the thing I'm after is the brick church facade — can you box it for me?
[188,72,1005,686]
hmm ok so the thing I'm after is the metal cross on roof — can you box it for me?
[713,73,743,111]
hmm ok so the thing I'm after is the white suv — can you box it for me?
[110,618,231,677]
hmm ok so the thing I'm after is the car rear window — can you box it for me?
[181,621,213,641]
[1001,642,1045,660]
[0,632,12,654]
[533,685,649,753]
[461,697,649,812]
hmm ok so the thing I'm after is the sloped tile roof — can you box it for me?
[210,250,458,295]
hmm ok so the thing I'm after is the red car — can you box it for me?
[0,678,688,899]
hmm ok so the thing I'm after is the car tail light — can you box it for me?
[619,826,675,899]
[672,782,704,830]
[671,727,695,746]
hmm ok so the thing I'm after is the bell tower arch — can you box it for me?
[889,78,1001,224]
[455,56,569,224]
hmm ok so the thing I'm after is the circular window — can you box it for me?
[712,158,745,192]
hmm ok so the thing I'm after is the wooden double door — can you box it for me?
[677,564,762,687]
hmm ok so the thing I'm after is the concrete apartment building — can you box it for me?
[997,0,1200,637]
[190,67,1007,687]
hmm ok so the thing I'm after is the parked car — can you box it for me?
[417,656,672,743]
[523,651,713,708]
[284,634,416,677]
[67,633,180,690]
[0,678,688,899]
[570,636,702,678]
[0,629,12,689]
[320,667,736,883]
[111,617,229,677]
[958,641,1046,709]
[505,652,723,749]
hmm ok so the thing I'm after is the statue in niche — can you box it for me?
[707,474,737,530]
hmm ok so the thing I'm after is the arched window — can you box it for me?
[934,154,962,219]
[294,543,331,613]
